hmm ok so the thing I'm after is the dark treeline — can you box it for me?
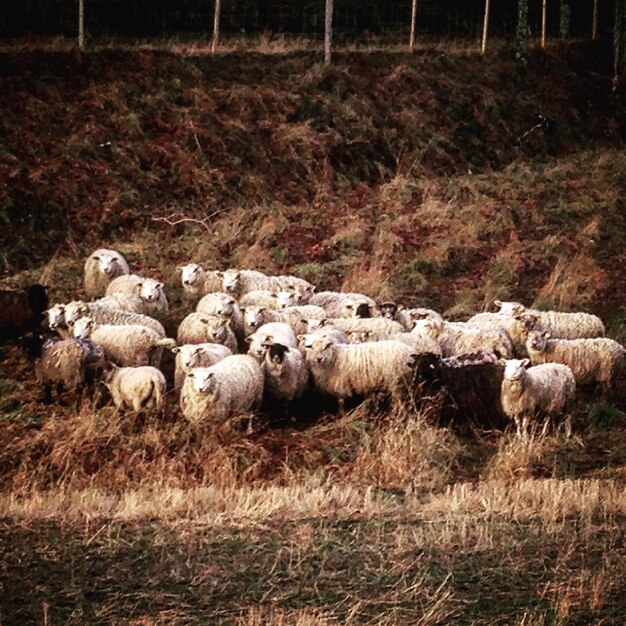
[0,0,614,40]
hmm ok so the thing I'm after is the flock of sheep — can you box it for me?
[2,247,624,433]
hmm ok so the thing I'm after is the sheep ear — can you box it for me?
[345,304,354,310]
[319,319,328,327]
[157,282,164,289]
[195,347,203,354]
[172,347,181,354]
[259,307,266,313]
[216,271,223,278]
[494,300,502,307]
[521,358,530,367]
[323,341,334,350]
[297,334,305,341]
[92,255,100,261]
[271,293,278,299]
[200,317,210,324]
[245,336,253,344]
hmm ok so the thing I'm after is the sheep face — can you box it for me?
[137,279,164,303]
[527,330,550,353]
[347,330,371,344]
[495,300,525,316]
[188,367,216,394]
[73,317,94,339]
[221,270,240,294]
[46,304,65,330]
[503,358,531,381]
[276,291,297,310]
[64,301,89,325]
[266,342,289,364]
[175,345,208,370]
[95,252,123,277]
[209,319,230,343]
[305,339,336,366]
[244,307,264,331]
[214,296,237,319]
[180,264,201,287]
[380,302,397,319]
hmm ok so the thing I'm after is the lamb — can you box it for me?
[84,248,130,298]
[526,330,625,391]
[73,316,175,367]
[262,342,309,403]
[105,274,169,315]
[176,313,238,352]
[102,365,166,415]
[247,322,299,360]
[0,284,48,341]
[63,300,166,337]
[302,338,418,412]
[414,318,513,359]
[494,300,605,339]
[172,342,233,391]
[309,291,378,318]
[179,355,264,425]
[179,264,223,298]
[196,292,244,343]
[500,358,576,433]
[23,332,106,403]
[242,305,327,336]
[307,317,404,341]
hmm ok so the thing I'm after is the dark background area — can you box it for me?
[0,0,616,41]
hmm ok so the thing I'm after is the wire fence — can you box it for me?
[0,0,614,43]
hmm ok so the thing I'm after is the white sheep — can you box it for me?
[63,300,166,337]
[220,269,314,300]
[103,365,166,415]
[29,335,106,403]
[179,355,264,424]
[84,248,130,299]
[466,312,533,355]
[46,304,72,338]
[179,264,223,298]
[262,342,309,403]
[309,291,378,318]
[414,318,513,359]
[105,274,169,315]
[94,291,146,314]
[242,305,327,336]
[500,358,576,433]
[196,292,244,343]
[494,300,605,339]
[172,342,233,391]
[247,322,299,360]
[526,330,625,392]
[239,290,282,310]
[176,313,237,352]
[308,317,404,341]
[73,316,175,367]
[302,338,418,412]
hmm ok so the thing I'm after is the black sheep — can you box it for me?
[0,284,49,341]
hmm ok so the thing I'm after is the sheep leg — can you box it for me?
[42,383,53,404]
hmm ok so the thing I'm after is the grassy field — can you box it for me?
[1,40,626,624]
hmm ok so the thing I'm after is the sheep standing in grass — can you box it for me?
[526,330,625,392]
[262,342,309,404]
[73,316,175,367]
[105,274,169,315]
[303,338,418,412]
[103,365,166,415]
[24,333,106,403]
[414,318,513,359]
[176,313,237,351]
[180,264,223,299]
[247,322,299,360]
[172,343,233,391]
[84,248,129,298]
[63,301,166,337]
[500,358,576,433]
[0,284,49,340]
[494,300,605,339]
[180,355,264,424]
